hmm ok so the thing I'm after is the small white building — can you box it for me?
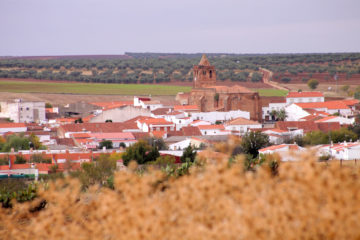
[224,117,262,135]
[315,116,355,125]
[168,137,208,150]
[259,144,305,161]
[191,110,250,124]
[0,123,27,135]
[262,102,287,120]
[0,99,46,123]
[286,92,324,104]
[198,125,230,136]
[319,142,360,160]
[284,104,311,121]
[136,118,175,132]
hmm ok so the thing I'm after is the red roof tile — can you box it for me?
[182,126,202,136]
[174,105,198,111]
[0,123,26,128]
[60,123,126,133]
[287,91,323,98]
[296,101,349,110]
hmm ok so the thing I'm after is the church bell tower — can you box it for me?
[193,54,216,88]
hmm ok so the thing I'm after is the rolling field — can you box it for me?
[0,80,191,96]
[253,88,288,97]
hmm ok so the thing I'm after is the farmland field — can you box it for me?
[0,80,191,96]
[253,88,288,97]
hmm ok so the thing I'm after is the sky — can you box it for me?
[1,0,360,56]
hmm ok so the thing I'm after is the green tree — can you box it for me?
[307,79,319,90]
[241,131,270,158]
[275,109,287,121]
[99,140,113,149]
[341,85,350,93]
[1,135,31,152]
[180,145,197,163]
[15,155,27,164]
[122,140,159,166]
[45,102,53,108]
[77,154,117,190]
[303,131,328,145]
[29,133,42,150]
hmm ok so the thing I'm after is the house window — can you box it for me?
[204,131,207,135]
[20,108,23,111]
[26,107,29,111]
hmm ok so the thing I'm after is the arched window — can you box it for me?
[209,70,212,78]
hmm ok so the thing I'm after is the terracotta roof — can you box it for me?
[259,144,300,152]
[198,125,225,130]
[226,117,261,126]
[199,54,211,66]
[71,133,91,138]
[174,105,198,111]
[35,163,52,172]
[60,123,126,133]
[342,99,359,106]
[276,121,319,133]
[90,101,133,109]
[295,101,350,110]
[132,132,150,140]
[315,116,338,123]
[317,122,341,132]
[138,118,173,126]
[152,131,166,138]
[151,108,172,115]
[287,91,323,98]
[0,165,10,170]
[89,132,135,140]
[10,164,31,170]
[182,126,202,136]
[0,123,26,128]
[56,138,76,146]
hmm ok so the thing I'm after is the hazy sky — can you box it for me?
[1,0,360,55]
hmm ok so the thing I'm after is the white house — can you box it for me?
[191,110,250,124]
[0,99,46,123]
[198,125,230,136]
[168,137,208,150]
[319,142,360,160]
[315,116,355,125]
[262,128,303,144]
[285,104,311,121]
[190,120,211,127]
[286,92,324,104]
[136,117,175,132]
[259,144,305,161]
[262,102,287,120]
[224,117,262,135]
[292,101,353,117]
[0,123,27,135]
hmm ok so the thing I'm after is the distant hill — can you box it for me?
[0,52,359,85]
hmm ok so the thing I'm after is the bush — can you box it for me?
[281,77,291,83]
[14,155,27,164]
[307,79,319,90]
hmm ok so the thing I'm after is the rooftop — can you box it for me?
[226,117,261,126]
[287,91,324,98]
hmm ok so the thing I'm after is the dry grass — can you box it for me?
[1,150,360,239]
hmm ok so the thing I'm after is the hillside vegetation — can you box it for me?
[1,52,359,84]
[1,151,360,239]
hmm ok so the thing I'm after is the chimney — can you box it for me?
[344,141,348,146]
[102,146,106,152]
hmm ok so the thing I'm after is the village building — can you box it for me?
[0,99,46,123]
[187,54,262,121]
[286,91,324,104]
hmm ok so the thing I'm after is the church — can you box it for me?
[187,54,262,121]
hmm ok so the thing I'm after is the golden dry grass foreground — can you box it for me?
[1,152,360,240]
